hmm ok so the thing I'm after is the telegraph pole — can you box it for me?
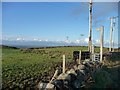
[109,18,113,52]
[88,0,93,53]
[109,16,118,52]
[112,18,116,52]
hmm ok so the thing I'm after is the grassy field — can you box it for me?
[2,45,115,89]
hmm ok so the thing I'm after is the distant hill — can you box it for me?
[1,45,87,49]
[2,40,88,48]
[0,44,110,50]
[0,45,18,49]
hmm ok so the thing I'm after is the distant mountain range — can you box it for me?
[2,40,88,48]
[1,39,118,48]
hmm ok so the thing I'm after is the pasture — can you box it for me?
[2,46,119,89]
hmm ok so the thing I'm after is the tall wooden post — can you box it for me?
[92,45,94,54]
[96,26,104,62]
[100,26,104,62]
[109,16,118,52]
[109,18,113,52]
[92,45,94,61]
[88,0,93,53]
[63,55,65,73]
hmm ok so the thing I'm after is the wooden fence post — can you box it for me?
[63,55,65,73]
[78,50,81,64]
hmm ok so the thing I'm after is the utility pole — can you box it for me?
[88,0,92,53]
[109,16,118,52]
[109,18,113,52]
[96,26,104,62]
[112,18,116,52]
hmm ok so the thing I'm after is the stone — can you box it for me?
[78,65,85,70]
[46,83,54,89]
[57,73,70,80]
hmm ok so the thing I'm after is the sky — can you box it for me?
[2,2,119,47]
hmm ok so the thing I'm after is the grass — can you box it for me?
[91,58,120,88]
[2,46,109,89]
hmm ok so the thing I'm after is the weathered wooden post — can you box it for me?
[63,55,65,73]
[49,69,59,83]
[100,26,104,62]
[109,18,113,52]
[78,50,81,64]
[92,45,94,54]
[88,0,93,53]
[92,45,94,61]
[96,26,104,62]
[109,16,118,52]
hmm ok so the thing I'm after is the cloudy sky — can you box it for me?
[2,1,119,47]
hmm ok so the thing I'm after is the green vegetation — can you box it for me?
[2,46,109,89]
[92,58,120,88]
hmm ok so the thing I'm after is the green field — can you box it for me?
[2,45,118,89]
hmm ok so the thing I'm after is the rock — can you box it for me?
[73,65,78,71]
[79,70,86,75]
[57,73,70,80]
[38,82,47,89]
[46,83,54,89]
[38,59,103,90]
[38,82,54,89]
[67,69,77,75]
[78,65,85,70]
